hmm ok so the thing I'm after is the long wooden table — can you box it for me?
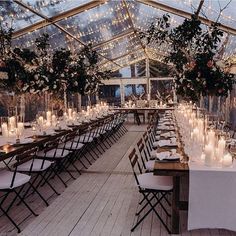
[153,161,189,234]
[113,107,174,125]
[0,113,116,161]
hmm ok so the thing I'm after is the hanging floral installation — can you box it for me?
[140,14,235,101]
[0,22,111,96]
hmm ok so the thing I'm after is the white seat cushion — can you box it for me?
[17,159,52,172]
[145,160,155,171]
[0,170,31,189]
[153,141,158,148]
[137,173,173,191]
[150,150,157,158]
[37,149,71,159]
[58,142,84,150]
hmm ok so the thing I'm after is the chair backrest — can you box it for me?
[143,131,152,155]
[40,137,62,157]
[15,147,38,167]
[128,148,142,188]
[137,138,149,169]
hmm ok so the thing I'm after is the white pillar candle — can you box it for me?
[38,116,44,126]
[192,127,199,141]
[222,153,233,167]
[1,122,8,137]
[52,115,57,125]
[17,122,24,136]
[205,144,214,166]
[198,119,204,133]
[208,129,215,146]
[214,147,220,162]
[68,108,72,119]
[72,111,77,120]
[9,116,16,131]
[218,137,226,158]
[46,111,52,123]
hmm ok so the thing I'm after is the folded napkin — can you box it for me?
[156,151,170,160]
[156,139,177,147]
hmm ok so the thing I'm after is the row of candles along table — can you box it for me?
[1,102,110,139]
[176,104,233,167]
[124,100,171,108]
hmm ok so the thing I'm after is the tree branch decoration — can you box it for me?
[0,23,111,96]
[140,14,235,101]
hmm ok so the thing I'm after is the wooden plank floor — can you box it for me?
[1,124,236,236]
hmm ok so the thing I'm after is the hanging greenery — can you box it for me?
[140,14,235,101]
[0,25,111,96]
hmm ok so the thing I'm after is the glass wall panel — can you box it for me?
[150,80,174,101]
[124,84,147,101]
[99,85,121,106]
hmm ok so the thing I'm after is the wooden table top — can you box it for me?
[153,161,189,176]
[113,107,174,111]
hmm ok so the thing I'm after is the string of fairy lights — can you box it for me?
[1,0,236,71]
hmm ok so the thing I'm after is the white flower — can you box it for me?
[42,86,49,92]
[53,84,57,89]
[22,85,29,91]
[61,73,65,77]
[0,72,8,80]
[49,68,54,73]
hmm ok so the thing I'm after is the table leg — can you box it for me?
[171,176,180,234]
[134,111,141,125]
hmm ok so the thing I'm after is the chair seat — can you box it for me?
[137,173,173,191]
[153,141,158,148]
[58,142,84,150]
[75,135,93,143]
[17,159,53,172]
[145,160,155,171]
[37,149,71,159]
[150,150,157,159]
[0,170,31,190]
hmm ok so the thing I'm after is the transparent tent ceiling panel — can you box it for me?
[96,33,141,60]
[127,1,185,31]
[12,24,83,52]
[0,0,43,31]
[200,0,236,29]
[23,0,93,18]
[57,1,132,46]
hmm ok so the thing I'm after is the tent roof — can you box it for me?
[1,0,236,71]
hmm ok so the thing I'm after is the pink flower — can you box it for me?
[207,60,214,68]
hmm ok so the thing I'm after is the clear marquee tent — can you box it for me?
[1,0,236,105]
